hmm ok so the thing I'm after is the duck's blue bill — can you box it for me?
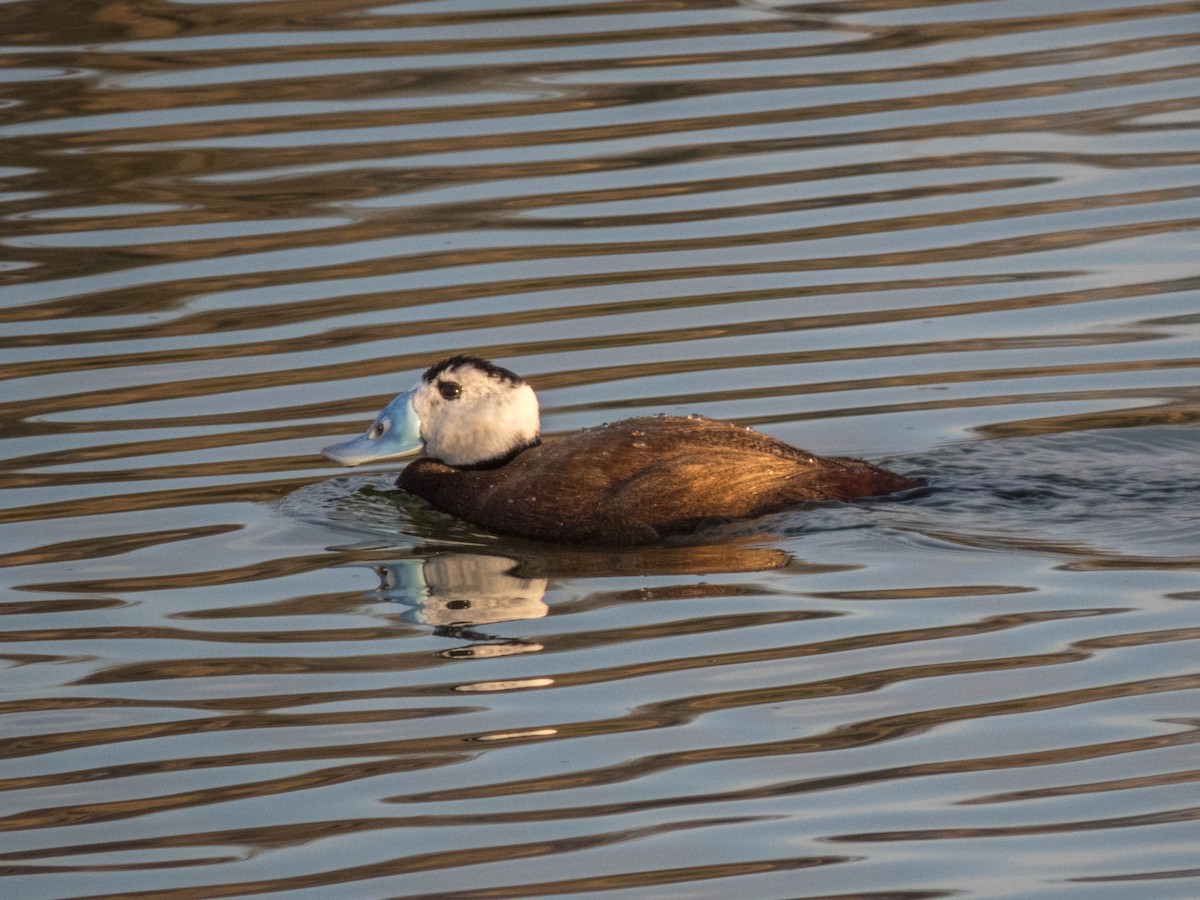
[321,390,422,466]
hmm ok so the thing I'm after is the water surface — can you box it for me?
[2,1,1199,897]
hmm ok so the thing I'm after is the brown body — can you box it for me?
[398,415,917,545]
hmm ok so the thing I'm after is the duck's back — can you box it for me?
[398,416,916,544]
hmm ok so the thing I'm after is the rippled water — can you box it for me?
[3,1,1199,897]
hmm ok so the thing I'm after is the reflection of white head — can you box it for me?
[420,554,548,627]
[412,356,540,467]
[373,555,548,625]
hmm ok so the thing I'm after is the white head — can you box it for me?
[412,356,540,466]
[322,356,541,468]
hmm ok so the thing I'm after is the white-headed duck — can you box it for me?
[322,356,917,545]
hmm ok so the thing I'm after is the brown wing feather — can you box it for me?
[398,416,916,544]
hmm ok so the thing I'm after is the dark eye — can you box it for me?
[439,381,461,400]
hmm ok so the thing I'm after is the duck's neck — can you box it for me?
[453,436,541,471]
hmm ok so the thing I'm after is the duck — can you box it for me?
[322,355,917,545]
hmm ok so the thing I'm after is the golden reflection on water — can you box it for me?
[2,0,1199,896]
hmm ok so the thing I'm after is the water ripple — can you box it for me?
[1,0,1198,896]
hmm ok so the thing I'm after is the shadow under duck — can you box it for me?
[322,356,917,545]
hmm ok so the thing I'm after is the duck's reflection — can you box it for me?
[369,554,547,659]
[348,539,796,660]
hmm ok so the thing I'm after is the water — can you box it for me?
[2,1,1199,896]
